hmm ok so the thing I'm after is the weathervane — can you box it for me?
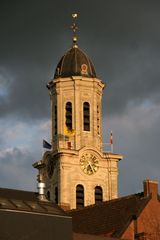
[71,13,78,48]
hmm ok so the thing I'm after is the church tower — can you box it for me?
[33,14,123,210]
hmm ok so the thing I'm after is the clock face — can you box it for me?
[80,153,99,175]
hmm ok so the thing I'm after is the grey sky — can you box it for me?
[0,0,160,195]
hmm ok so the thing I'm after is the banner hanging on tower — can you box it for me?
[43,139,52,149]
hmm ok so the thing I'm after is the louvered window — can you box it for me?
[55,105,57,135]
[95,186,103,204]
[76,184,84,209]
[83,102,90,131]
[66,102,72,130]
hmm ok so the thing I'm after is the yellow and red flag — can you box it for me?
[64,126,75,136]
[110,130,113,145]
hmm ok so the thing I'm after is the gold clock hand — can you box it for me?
[89,163,94,173]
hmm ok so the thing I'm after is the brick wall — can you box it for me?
[122,180,160,240]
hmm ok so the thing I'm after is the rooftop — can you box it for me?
[68,192,151,238]
[0,187,66,216]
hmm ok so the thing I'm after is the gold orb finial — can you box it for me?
[72,13,78,19]
[71,13,78,48]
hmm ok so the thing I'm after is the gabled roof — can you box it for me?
[68,193,151,238]
[0,187,66,216]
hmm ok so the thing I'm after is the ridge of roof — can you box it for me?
[0,187,35,192]
[0,187,38,201]
[68,192,146,214]
[0,187,37,193]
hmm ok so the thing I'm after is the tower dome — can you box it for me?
[54,46,97,79]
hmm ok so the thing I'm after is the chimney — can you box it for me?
[143,179,158,200]
[37,182,48,201]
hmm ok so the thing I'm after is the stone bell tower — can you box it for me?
[33,14,123,210]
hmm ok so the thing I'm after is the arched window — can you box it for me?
[66,102,72,130]
[95,186,103,204]
[76,184,84,209]
[55,105,57,135]
[55,186,58,204]
[83,102,90,131]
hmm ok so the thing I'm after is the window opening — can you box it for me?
[95,186,103,204]
[55,105,57,135]
[66,102,72,130]
[76,184,84,209]
[83,102,90,131]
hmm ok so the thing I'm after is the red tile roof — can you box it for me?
[68,193,150,238]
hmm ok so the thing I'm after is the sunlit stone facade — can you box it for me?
[33,45,123,210]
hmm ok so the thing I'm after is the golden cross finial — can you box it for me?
[71,13,78,48]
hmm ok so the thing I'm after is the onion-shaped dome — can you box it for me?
[54,47,96,79]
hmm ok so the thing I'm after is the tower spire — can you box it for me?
[71,13,78,48]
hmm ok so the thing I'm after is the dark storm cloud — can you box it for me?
[103,100,160,195]
[81,2,160,116]
[0,0,160,195]
[0,147,36,190]
[0,66,50,119]
[118,109,160,195]
[1,1,160,120]
[103,44,160,116]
